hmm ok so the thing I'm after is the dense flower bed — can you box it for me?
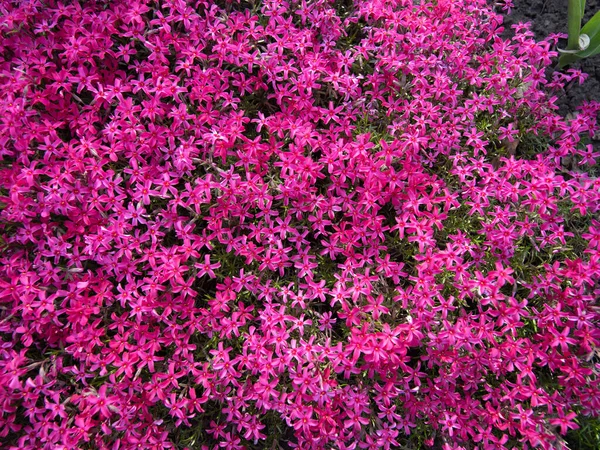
[0,0,599,449]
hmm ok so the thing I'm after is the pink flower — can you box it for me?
[195,254,221,279]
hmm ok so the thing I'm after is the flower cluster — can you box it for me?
[0,0,599,449]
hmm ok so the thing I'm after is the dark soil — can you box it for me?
[502,0,600,115]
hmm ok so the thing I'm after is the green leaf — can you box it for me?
[558,52,581,68]
[576,10,600,57]
[581,9,600,39]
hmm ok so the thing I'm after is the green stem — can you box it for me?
[567,0,583,50]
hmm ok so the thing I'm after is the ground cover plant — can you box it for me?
[0,0,599,449]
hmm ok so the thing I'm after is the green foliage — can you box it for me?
[566,415,600,450]
[559,0,600,67]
